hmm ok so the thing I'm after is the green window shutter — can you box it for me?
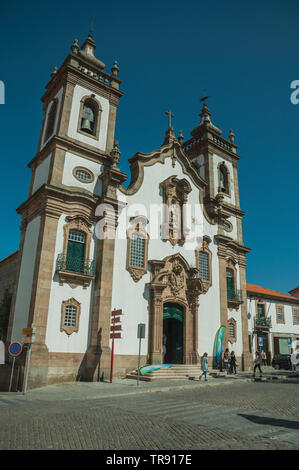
[226,269,234,299]
[66,231,86,273]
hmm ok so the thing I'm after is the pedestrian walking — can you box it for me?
[199,353,209,381]
[223,348,230,374]
[291,349,298,372]
[261,350,267,366]
[253,351,263,377]
[230,351,237,374]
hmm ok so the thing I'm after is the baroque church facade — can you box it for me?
[4,34,253,388]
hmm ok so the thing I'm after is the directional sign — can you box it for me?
[110,333,122,339]
[111,309,122,316]
[22,328,33,335]
[111,324,122,332]
[111,316,121,324]
[9,342,22,357]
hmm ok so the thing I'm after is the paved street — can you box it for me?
[0,376,298,450]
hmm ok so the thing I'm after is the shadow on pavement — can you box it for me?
[238,413,299,430]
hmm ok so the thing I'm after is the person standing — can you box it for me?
[291,349,298,372]
[253,351,263,377]
[230,351,237,374]
[199,353,209,381]
[261,350,267,366]
[223,348,230,374]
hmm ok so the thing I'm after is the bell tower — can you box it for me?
[8,33,126,388]
[183,102,252,370]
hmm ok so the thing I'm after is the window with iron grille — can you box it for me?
[69,230,86,243]
[228,322,235,338]
[257,303,265,317]
[276,305,285,323]
[76,169,92,181]
[130,233,145,268]
[64,305,77,327]
[199,252,209,280]
[293,308,299,324]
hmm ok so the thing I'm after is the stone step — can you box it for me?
[126,365,225,382]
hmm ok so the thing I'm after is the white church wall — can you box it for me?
[62,151,104,196]
[32,153,52,194]
[67,84,109,151]
[11,217,41,341]
[111,155,222,358]
[45,214,96,353]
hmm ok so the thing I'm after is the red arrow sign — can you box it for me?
[110,324,122,332]
[111,309,122,316]
[111,316,121,324]
[110,333,122,339]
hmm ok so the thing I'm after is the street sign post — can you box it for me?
[110,309,122,383]
[22,324,36,394]
[137,323,145,386]
[8,342,23,392]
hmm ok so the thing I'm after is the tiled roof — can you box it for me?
[247,284,299,302]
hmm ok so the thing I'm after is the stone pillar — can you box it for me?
[218,256,229,348]
[239,261,252,370]
[148,288,164,364]
[27,212,60,389]
[188,296,200,364]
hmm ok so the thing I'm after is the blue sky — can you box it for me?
[0,0,298,294]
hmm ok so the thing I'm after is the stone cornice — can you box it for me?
[184,135,241,162]
[42,55,123,104]
[16,184,98,224]
[207,197,246,217]
[215,234,251,263]
[28,135,109,169]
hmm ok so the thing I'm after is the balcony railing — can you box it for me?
[56,254,95,276]
[254,316,272,329]
[227,288,243,302]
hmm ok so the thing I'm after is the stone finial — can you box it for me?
[71,38,79,54]
[229,129,235,144]
[51,66,58,78]
[110,140,121,166]
[111,61,119,76]
[178,130,184,146]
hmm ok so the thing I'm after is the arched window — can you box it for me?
[78,96,102,138]
[228,318,237,343]
[45,99,58,142]
[218,163,230,195]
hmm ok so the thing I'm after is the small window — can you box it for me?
[130,233,145,268]
[228,322,235,337]
[199,251,209,281]
[226,268,234,299]
[64,305,77,327]
[73,167,94,183]
[61,298,81,335]
[257,303,265,318]
[293,307,299,325]
[218,163,230,195]
[276,305,285,324]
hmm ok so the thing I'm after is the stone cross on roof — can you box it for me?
[165,109,174,129]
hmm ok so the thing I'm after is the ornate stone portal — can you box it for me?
[147,253,209,365]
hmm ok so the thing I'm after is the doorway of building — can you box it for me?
[163,303,184,364]
[257,332,269,364]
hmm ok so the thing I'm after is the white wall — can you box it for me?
[45,214,96,353]
[11,217,41,341]
[62,151,103,196]
[32,153,52,194]
[111,154,223,358]
[67,84,109,151]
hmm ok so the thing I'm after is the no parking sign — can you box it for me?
[9,342,22,357]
